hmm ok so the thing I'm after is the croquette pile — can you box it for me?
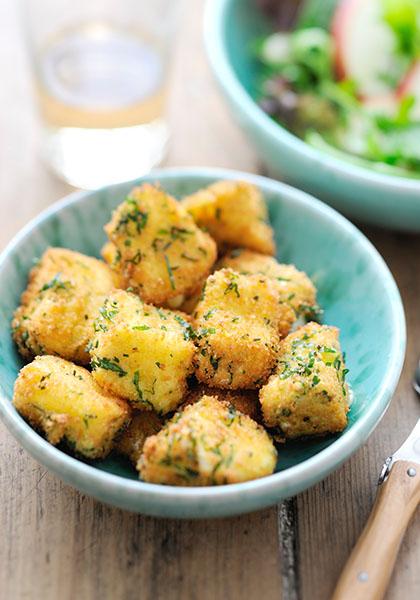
[12,180,350,486]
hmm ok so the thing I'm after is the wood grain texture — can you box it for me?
[0,0,419,599]
[332,460,420,600]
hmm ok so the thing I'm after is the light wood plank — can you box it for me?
[1,449,282,600]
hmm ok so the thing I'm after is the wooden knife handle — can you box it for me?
[332,460,420,600]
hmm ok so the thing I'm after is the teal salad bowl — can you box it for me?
[205,0,420,232]
[0,168,405,518]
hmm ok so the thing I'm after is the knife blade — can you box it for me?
[379,419,420,484]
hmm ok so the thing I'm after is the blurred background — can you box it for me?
[0,0,255,249]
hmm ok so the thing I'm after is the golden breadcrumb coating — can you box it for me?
[193,269,295,389]
[182,180,275,255]
[218,249,320,320]
[115,410,162,465]
[89,290,195,414]
[13,355,130,459]
[184,384,261,422]
[260,322,349,438]
[12,248,116,364]
[104,184,217,307]
[138,395,277,485]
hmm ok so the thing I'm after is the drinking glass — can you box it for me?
[21,0,179,188]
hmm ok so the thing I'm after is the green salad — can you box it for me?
[256,0,420,177]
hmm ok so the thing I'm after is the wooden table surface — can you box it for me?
[1,1,419,598]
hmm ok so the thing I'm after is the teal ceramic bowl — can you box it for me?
[205,0,420,232]
[0,168,405,518]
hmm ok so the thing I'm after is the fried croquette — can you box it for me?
[181,180,275,255]
[12,248,116,364]
[104,184,217,307]
[193,269,295,389]
[89,290,195,414]
[259,322,349,438]
[13,356,130,459]
[218,249,320,320]
[138,395,277,485]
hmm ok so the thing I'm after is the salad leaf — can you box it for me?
[382,0,420,58]
[366,122,420,169]
[290,28,334,80]
[306,129,420,178]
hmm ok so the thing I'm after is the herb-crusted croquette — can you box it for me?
[218,249,320,320]
[259,322,349,438]
[181,180,275,255]
[184,385,261,422]
[12,248,116,364]
[193,269,295,389]
[138,395,277,485]
[104,184,217,308]
[13,356,130,459]
[89,290,195,414]
[115,410,162,465]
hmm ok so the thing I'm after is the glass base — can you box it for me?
[43,118,169,189]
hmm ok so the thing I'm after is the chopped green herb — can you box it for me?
[99,301,119,321]
[226,404,237,426]
[181,252,198,262]
[210,355,220,371]
[133,370,143,399]
[91,357,127,377]
[116,198,148,234]
[197,327,216,338]
[224,280,240,298]
[174,314,196,340]
[164,254,176,290]
[38,372,51,389]
[203,308,216,321]
[40,273,70,293]
[125,250,142,265]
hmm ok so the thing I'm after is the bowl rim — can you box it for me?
[204,0,420,197]
[0,166,406,509]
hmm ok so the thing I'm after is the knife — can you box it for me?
[332,419,420,600]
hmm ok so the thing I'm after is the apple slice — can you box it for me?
[332,0,401,98]
[397,61,420,119]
